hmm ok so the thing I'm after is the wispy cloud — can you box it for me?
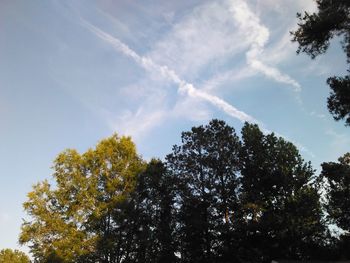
[80,4,314,159]
[148,0,250,79]
[148,0,301,92]
[228,0,301,91]
[248,59,301,91]
[202,67,255,92]
[105,108,166,140]
[81,19,258,125]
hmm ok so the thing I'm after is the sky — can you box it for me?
[0,0,349,253]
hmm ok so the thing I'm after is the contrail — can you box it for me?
[80,19,315,159]
[228,0,301,92]
[80,19,258,124]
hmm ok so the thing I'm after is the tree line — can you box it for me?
[2,1,350,262]
[14,120,350,263]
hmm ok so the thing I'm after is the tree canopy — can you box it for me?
[291,0,350,125]
[0,249,30,263]
[320,152,350,259]
[19,134,145,262]
[238,123,326,261]
[19,120,348,262]
[165,120,327,262]
[166,119,242,263]
[321,152,350,233]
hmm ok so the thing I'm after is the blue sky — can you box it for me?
[0,0,349,252]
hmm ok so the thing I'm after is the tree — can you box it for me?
[0,249,30,263]
[130,159,177,263]
[291,0,350,125]
[238,123,327,261]
[166,119,241,263]
[19,120,332,261]
[19,134,145,262]
[321,153,350,232]
[320,153,350,259]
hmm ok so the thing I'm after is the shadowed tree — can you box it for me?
[291,0,350,125]
[129,159,177,263]
[18,120,333,262]
[238,123,327,262]
[322,153,350,231]
[321,153,350,259]
[166,119,241,263]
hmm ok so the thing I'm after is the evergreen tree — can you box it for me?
[321,153,350,259]
[291,0,350,125]
[130,160,177,263]
[166,119,241,263]
[238,123,327,261]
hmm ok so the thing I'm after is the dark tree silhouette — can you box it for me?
[238,123,327,262]
[20,120,335,262]
[131,159,177,263]
[166,119,241,263]
[291,0,350,125]
[321,153,350,259]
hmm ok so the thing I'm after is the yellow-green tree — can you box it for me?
[19,134,145,263]
[0,249,30,263]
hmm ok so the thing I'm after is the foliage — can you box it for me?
[19,134,145,262]
[321,153,350,231]
[166,120,326,262]
[19,120,339,262]
[320,153,350,259]
[130,159,177,263]
[291,0,350,125]
[0,249,30,263]
[238,124,326,261]
[166,119,241,263]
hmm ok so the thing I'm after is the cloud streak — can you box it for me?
[147,0,301,93]
[228,0,301,91]
[80,9,314,159]
[81,19,258,124]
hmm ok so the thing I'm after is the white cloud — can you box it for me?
[172,96,212,121]
[106,108,166,140]
[252,0,319,77]
[81,19,258,127]
[179,82,258,123]
[79,1,314,157]
[148,0,251,78]
[248,59,301,91]
[148,0,301,93]
[202,66,255,92]
[228,0,301,91]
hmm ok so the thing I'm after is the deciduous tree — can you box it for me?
[0,249,30,263]
[20,135,145,263]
